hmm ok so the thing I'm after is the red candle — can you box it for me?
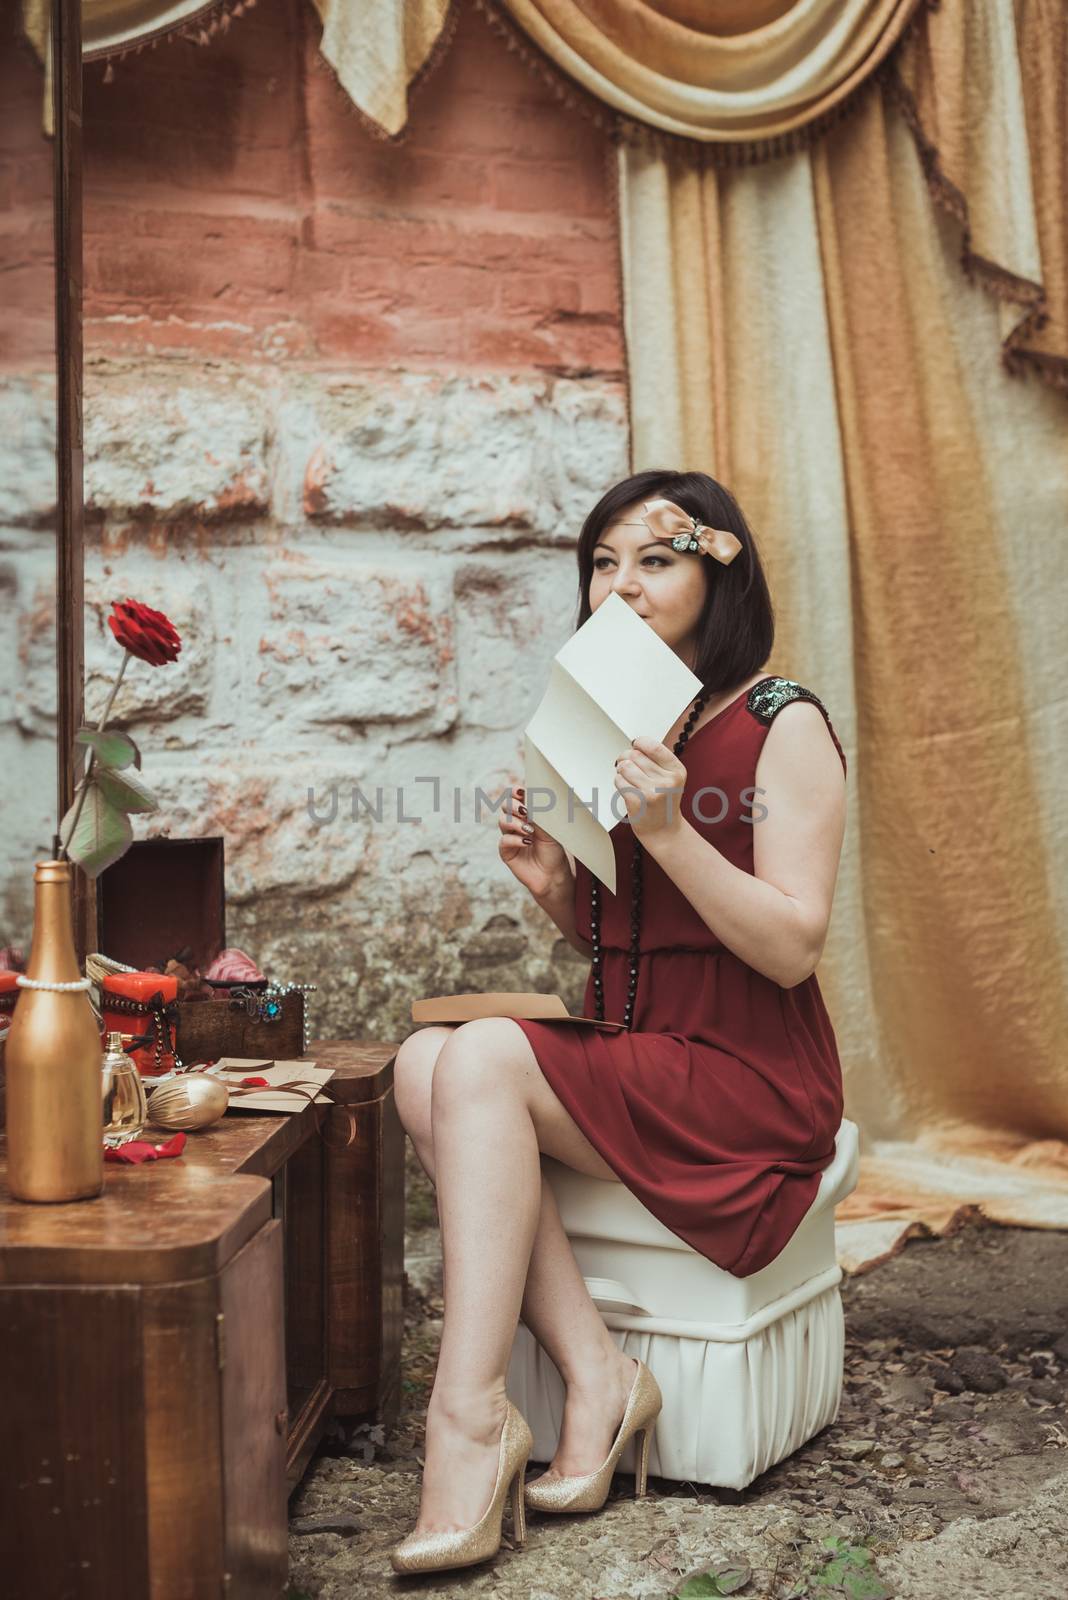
[101,972,179,1077]
[0,970,18,1016]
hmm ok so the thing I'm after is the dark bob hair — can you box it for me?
[574,469,775,694]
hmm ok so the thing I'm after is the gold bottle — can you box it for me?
[5,860,104,1202]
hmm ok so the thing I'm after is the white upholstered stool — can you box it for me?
[506,1117,860,1490]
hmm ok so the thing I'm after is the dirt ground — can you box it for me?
[287,1156,1068,1599]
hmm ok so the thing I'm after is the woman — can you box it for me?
[389,468,848,1575]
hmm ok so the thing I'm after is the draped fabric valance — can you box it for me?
[77,0,457,140]
[26,0,458,139]
[489,0,926,148]
[59,0,927,152]
[80,0,248,59]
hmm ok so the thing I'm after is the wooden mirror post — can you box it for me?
[53,0,91,962]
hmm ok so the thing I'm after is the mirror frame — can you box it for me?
[53,0,90,959]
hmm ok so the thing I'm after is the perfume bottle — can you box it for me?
[101,1032,149,1146]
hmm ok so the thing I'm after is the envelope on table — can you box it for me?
[523,592,702,893]
[214,1058,335,1113]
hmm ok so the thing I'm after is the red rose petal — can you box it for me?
[104,1129,187,1164]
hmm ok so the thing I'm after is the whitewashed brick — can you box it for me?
[142,761,372,902]
[0,376,57,527]
[452,553,578,731]
[83,363,271,521]
[247,553,458,734]
[274,372,628,539]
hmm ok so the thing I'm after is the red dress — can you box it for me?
[512,675,848,1279]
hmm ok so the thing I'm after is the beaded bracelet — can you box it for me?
[15,975,93,992]
[226,981,318,1055]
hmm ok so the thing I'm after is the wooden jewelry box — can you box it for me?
[96,837,314,1068]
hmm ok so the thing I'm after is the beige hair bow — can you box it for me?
[617,497,743,564]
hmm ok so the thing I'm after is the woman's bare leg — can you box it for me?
[393,1023,638,1532]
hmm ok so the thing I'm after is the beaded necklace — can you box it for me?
[589,688,710,1029]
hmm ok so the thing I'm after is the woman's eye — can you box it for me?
[593,555,669,571]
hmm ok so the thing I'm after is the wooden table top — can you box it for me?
[0,1037,398,1287]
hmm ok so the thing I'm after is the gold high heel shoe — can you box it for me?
[389,1399,533,1575]
[523,1357,662,1515]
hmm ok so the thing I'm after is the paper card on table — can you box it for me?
[522,592,702,892]
[213,1058,335,1113]
[411,993,628,1033]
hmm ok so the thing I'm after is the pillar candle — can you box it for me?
[0,971,19,1016]
[101,972,179,1077]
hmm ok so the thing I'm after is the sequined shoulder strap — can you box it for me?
[747,677,847,775]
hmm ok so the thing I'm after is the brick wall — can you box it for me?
[4,0,630,1038]
[83,0,624,377]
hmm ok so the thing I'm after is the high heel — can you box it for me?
[389,1400,533,1575]
[524,1357,662,1515]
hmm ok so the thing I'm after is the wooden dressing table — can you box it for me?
[0,1038,403,1599]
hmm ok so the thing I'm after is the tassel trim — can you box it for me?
[85,0,257,73]
[472,0,622,144]
[472,0,934,169]
[883,57,1067,398]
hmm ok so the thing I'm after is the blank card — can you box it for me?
[522,593,702,892]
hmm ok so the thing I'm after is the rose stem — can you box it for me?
[57,649,132,860]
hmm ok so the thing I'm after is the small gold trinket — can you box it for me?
[147,1073,229,1130]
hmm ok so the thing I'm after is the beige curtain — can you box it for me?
[619,0,1068,1272]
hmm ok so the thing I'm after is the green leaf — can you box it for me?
[675,1566,751,1599]
[60,781,133,878]
[842,1570,890,1600]
[676,1575,721,1598]
[75,726,138,770]
[95,763,158,815]
[712,1564,751,1594]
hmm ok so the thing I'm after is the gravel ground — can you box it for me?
[288,1155,1068,1599]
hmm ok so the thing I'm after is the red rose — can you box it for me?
[108,598,182,667]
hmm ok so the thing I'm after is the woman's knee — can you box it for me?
[431,1018,531,1117]
[393,1026,453,1138]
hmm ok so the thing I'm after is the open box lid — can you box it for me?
[96,837,226,974]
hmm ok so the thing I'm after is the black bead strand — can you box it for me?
[591,690,710,1029]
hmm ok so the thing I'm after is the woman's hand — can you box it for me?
[613,736,688,844]
[498,784,572,900]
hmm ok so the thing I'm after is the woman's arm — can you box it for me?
[532,865,594,961]
[639,702,846,987]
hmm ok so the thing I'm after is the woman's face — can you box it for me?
[588,499,709,668]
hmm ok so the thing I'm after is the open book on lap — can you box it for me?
[411,993,627,1033]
